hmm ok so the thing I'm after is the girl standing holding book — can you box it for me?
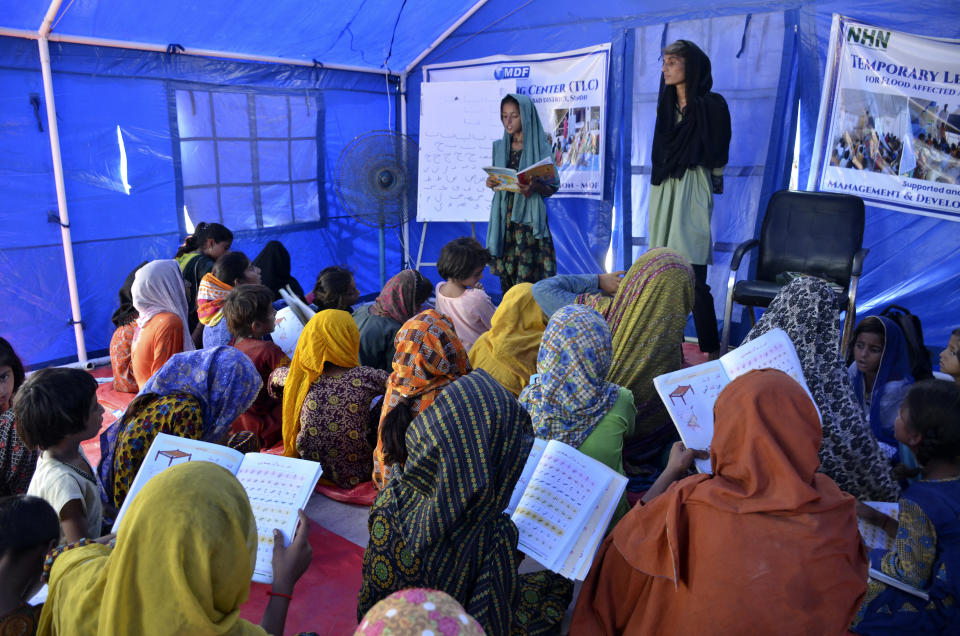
[484,93,559,291]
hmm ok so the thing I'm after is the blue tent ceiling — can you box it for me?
[1,0,482,71]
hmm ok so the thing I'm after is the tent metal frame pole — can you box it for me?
[37,0,88,363]
[399,70,413,269]
[406,0,489,272]
[0,28,394,77]
[404,0,489,74]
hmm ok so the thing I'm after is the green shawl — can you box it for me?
[487,93,554,257]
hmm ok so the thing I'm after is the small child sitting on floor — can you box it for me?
[224,284,290,449]
[0,495,60,634]
[853,379,960,633]
[16,369,104,544]
[434,237,497,351]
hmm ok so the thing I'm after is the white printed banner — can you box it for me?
[811,15,960,221]
[424,44,610,201]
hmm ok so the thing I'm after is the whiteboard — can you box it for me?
[416,80,516,223]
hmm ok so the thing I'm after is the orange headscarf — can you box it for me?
[281,309,359,457]
[373,309,470,488]
[572,369,868,634]
[467,283,546,397]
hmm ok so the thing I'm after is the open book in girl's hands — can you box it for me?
[483,157,557,192]
[653,328,816,473]
[505,438,627,581]
[112,433,322,584]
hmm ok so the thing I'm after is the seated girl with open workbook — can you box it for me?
[852,379,960,634]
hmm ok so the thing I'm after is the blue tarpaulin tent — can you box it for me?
[1,0,957,369]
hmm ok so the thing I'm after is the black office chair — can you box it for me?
[719,190,868,355]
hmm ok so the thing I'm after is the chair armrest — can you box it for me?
[730,239,760,271]
[850,248,869,277]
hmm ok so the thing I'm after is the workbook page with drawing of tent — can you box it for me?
[112,432,323,584]
[653,328,814,474]
[506,438,626,580]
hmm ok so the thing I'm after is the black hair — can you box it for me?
[0,337,26,395]
[379,399,415,468]
[847,316,886,365]
[174,222,233,258]
[223,284,275,338]
[13,368,98,450]
[500,95,520,111]
[901,380,960,471]
[0,495,60,556]
[953,327,960,338]
[413,271,435,307]
[437,237,492,281]
[213,251,252,287]
[312,266,355,311]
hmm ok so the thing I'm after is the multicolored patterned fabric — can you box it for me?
[269,365,388,488]
[358,370,534,636]
[195,272,232,326]
[139,346,261,440]
[468,283,546,397]
[101,392,204,508]
[853,476,960,633]
[98,346,262,504]
[354,588,485,636]
[370,269,431,325]
[0,408,38,496]
[38,462,266,636]
[109,322,138,393]
[577,248,694,440]
[281,310,360,457]
[490,219,557,291]
[742,276,899,501]
[519,304,620,447]
[373,309,470,488]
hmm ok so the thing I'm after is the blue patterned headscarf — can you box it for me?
[518,305,621,447]
[139,346,262,441]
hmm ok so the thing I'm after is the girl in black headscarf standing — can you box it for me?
[648,40,730,357]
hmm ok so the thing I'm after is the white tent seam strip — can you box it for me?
[0,27,397,76]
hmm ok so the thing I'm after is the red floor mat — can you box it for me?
[262,444,377,506]
[314,480,377,506]
[239,522,365,635]
[681,342,709,368]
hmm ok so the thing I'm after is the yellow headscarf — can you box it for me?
[37,462,264,636]
[281,309,360,456]
[468,283,546,396]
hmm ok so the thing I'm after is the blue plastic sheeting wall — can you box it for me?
[626,13,797,344]
[404,16,636,301]
[1,0,482,70]
[1,0,958,368]
[412,0,957,348]
[0,36,402,368]
[796,1,960,348]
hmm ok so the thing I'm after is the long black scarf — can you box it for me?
[651,40,731,186]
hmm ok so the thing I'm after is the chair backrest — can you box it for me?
[756,190,865,289]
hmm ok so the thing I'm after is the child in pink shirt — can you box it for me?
[434,237,497,351]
